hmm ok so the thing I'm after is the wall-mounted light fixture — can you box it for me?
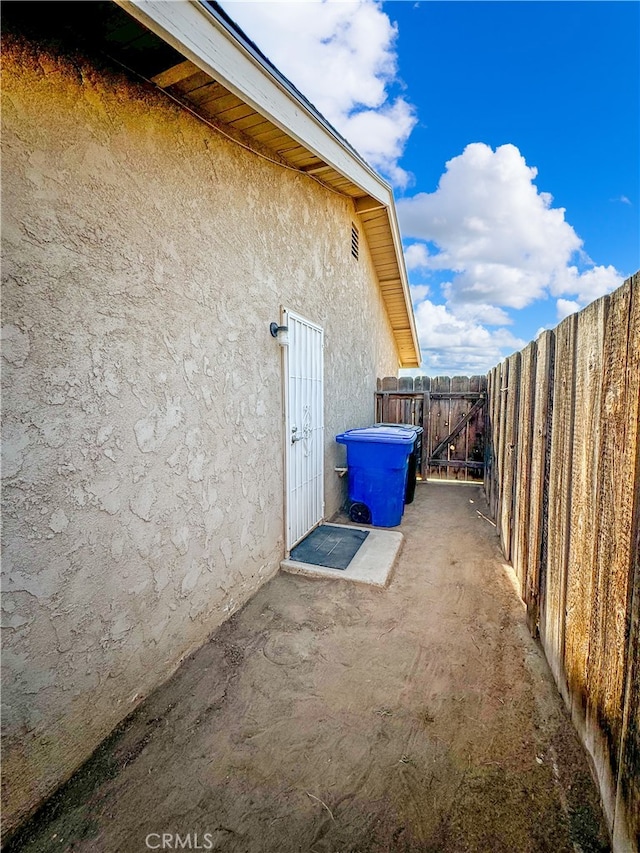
[269,322,289,346]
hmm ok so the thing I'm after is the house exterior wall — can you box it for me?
[1,33,399,832]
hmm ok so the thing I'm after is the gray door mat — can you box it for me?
[290,524,369,570]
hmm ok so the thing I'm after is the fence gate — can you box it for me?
[375,376,487,481]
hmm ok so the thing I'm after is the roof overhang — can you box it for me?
[114,0,421,367]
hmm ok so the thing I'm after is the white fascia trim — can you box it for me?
[115,0,392,207]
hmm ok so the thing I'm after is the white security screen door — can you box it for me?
[284,310,324,551]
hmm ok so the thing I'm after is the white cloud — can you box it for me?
[551,263,623,304]
[448,302,513,326]
[219,0,416,186]
[409,283,430,302]
[398,143,623,312]
[404,242,431,271]
[338,99,415,186]
[413,300,525,375]
[556,299,581,321]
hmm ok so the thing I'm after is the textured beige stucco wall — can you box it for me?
[1,33,399,831]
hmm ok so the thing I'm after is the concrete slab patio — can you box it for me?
[280,523,403,588]
[6,484,610,853]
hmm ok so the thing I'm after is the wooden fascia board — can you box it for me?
[115,0,389,206]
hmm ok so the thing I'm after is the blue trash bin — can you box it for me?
[336,426,416,527]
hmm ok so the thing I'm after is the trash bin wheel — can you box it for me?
[349,502,371,525]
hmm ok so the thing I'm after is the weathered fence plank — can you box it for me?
[543,312,577,702]
[489,363,503,521]
[512,341,536,596]
[427,376,450,479]
[485,273,640,853]
[450,376,469,480]
[525,330,554,637]
[564,297,608,740]
[613,274,640,851]
[471,375,487,478]
[376,386,425,434]
[495,361,508,528]
[499,352,520,561]
[484,368,494,508]
[586,278,640,833]
[615,534,639,852]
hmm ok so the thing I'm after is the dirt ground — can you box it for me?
[7,483,611,853]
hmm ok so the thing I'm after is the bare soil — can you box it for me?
[6,484,610,853]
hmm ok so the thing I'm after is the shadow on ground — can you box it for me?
[5,484,610,853]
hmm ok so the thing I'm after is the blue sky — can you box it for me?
[220,1,639,375]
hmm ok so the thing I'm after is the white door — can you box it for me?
[284,310,324,551]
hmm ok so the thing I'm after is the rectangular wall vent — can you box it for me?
[351,223,359,260]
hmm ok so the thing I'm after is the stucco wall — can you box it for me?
[1,32,399,831]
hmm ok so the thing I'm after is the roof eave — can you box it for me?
[114,0,421,367]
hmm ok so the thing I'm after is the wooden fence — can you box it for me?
[485,273,639,853]
[375,375,487,480]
